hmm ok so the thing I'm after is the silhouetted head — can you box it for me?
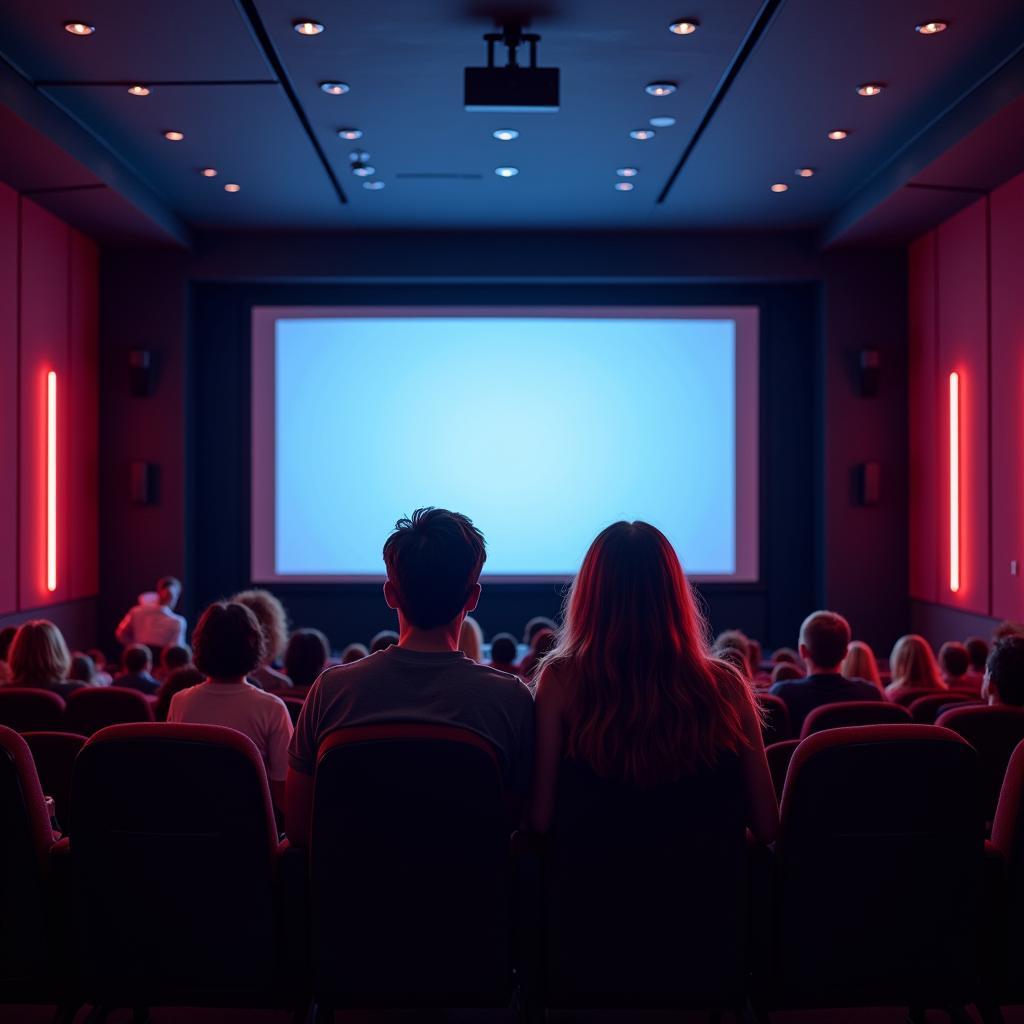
[193,602,266,681]
[841,639,882,689]
[523,616,557,646]
[341,642,370,663]
[490,632,518,665]
[798,611,851,673]
[157,576,182,608]
[986,635,1024,707]
[369,630,398,653]
[69,653,96,685]
[889,634,944,691]
[938,641,970,680]
[160,644,192,674]
[966,636,989,672]
[123,644,152,675]
[9,621,71,687]
[771,662,803,685]
[285,628,330,688]
[232,589,289,665]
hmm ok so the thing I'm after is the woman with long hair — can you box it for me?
[529,521,777,841]
[841,639,883,692]
[8,620,87,699]
[886,634,945,699]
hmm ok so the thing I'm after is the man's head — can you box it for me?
[798,611,851,673]
[938,641,970,680]
[966,636,989,672]
[123,644,152,674]
[985,635,1024,707]
[161,644,192,673]
[157,576,182,608]
[382,508,486,630]
[490,632,518,665]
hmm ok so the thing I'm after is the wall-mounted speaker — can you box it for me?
[856,461,881,506]
[130,460,157,505]
[129,349,156,397]
[859,348,881,398]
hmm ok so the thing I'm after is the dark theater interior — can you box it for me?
[2,1,1024,1021]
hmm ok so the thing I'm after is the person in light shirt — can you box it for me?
[116,576,187,651]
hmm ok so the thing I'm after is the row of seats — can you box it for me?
[2,720,1022,1019]
[0,687,153,734]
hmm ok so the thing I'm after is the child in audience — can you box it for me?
[69,652,98,687]
[86,648,113,686]
[8,620,86,699]
[488,632,520,675]
[983,635,1024,707]
[529,520,777,841]
[841,640,883,692]
[459,615,483,662]
[115,645,160,695]
[938,641,975,692]
[341,642,370,663]
[886,634,945,699]
[158,643,192,681]
[285,628,330,688]
[0,626,16,683]
[233,589,292,691]
[154,666,205,722]
[169,602,293,809]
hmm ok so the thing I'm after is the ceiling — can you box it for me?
[0,0,1023,241]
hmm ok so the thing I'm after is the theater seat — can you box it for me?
[0,688,65,732]
[68,723,296,1009]
[63,686,154,736]
[908,692,979,724]
[800,700,911,738]
[281,696,305,726]
[758,693,791,743]
[757,725,982,1011]
[888,686,950,707]
[23,732,85,830]
[766,740,799,800]
[937,705,1024,823]
[310,724,512,1010]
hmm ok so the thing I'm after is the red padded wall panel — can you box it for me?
[991,171,1024,621]
[936,198,990,615]
[69,230,99,599]
[909,232,939,601]
[18,199,70,610]
[0,184,16,615]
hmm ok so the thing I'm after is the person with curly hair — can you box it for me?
[232,588,292,691]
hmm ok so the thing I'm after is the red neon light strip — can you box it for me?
[949,371,960,594]
[47,370,57,593]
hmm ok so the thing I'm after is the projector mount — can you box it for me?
[482,24,542,69]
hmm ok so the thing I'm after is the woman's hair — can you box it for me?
[9,620,71,686]
[459,615,483,663]
[69,652,97,685]
[540,521,753,787]
[232,589,289,664]
[841,640,882,689]
[285,628,330,687]
[341,642,370,663]
[193,602,267,680]
[889,634,945,691]
[154,666,205,722]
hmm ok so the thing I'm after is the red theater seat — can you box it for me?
[63,685,154,735]
[800,700,911,738]
[766,740,799,800]
[758,692,791,743]
[68,723,297,1010]
[909,692,979,724]
[0,688,65,732]
[23,731,85,829]
[937,705,1024,823]
[757,725,983,1011]
[309,724,512,1010]
[887,686,948,707]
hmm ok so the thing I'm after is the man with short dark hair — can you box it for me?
[286,508,535,845]
[938,641,972,689]
[115,644,160,695]
[769,611,881,733]
[984,635,1024,708]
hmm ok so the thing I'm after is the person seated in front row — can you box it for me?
[488,632,521,675]
[7,620,87,699]
[169,602,293,809]
[286,508,535,846]
[529,521,777,842]
[115,644,160,695]
[770,611,881,734]
[983,635,1024,708]
[938,641,975,692]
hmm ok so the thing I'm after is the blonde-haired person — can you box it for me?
[842,640,883,692]
[232,589,292,691]
[885,634,945,700]
[459,615,483,663]
[8,620,87,700]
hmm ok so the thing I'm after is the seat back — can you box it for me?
[542,754,748,1008]
[888,686,945,707]
[0,726,56,985]
[310,725,511,1006]
[800,700,910,738]
[758,692,791,742]
[991,740,1024,999]
[64,686,154,736]
[766,739,800,800]
[23,732,85,829]
[0,689,65,733]
[909,692,979,724]
[70,724,280,1003]
[281,696,305,727]
[774,725,982,1005]
[936,705,1024,822]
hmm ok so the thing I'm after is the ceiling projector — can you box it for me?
[464,24,559,112]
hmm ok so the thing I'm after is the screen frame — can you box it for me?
[251,305,759,584]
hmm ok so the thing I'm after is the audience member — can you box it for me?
[523,616,557,646]
[772,647,801,666]
[489,632,520,675]
[158,643,192,681]
[993,621,1024,642]
[340,642,369,663]
[983,635,1024,707]
[0,626,16,683]
[69,652,98,687]
[770,611,881,733]
[370,630,399,653]
[529,520,777,842]
[115,576,186,651]
[714,644,751,679]
[714,629,751,672]
[966,636,990,673]
[7,620,87,699]
[286,508,534,845]
[169,602,293,808]
[841,639,883,692]
[459,615,483,662]
[86,648,113,686]
[285,628,330,688]
[154,666,205,723]
[519,627,557,685]
[233,589,292,691]
[115,645,160,695]
[886,634,945,699]
[771,662,803,686]
[938,641,974,691]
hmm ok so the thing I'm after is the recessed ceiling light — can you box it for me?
[493,129,519,141]
[337,128,363,140]
[200,167,218,177]
[649,116,676,128]
[770,183,789,193]
[629,129,656,140]
[349,150,370,162]
[915,20,948,34]
[495,166,518,177]
[827,129,848,141]
[645,81,677,97]
[319,81,349,95]
[163,130,185,142]
[224,183,241,192]
[127,85,150,97]
[351,163,375,177]
[614,182,635,191]
[857,82,884,97]
[363,180,385,190]
[293,20,324,35]
[63,21,95,35]
[669,20,698,35]
[795,167,815,178]
[617,167,639,177]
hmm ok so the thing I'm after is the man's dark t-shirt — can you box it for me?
[769,672,882,734]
